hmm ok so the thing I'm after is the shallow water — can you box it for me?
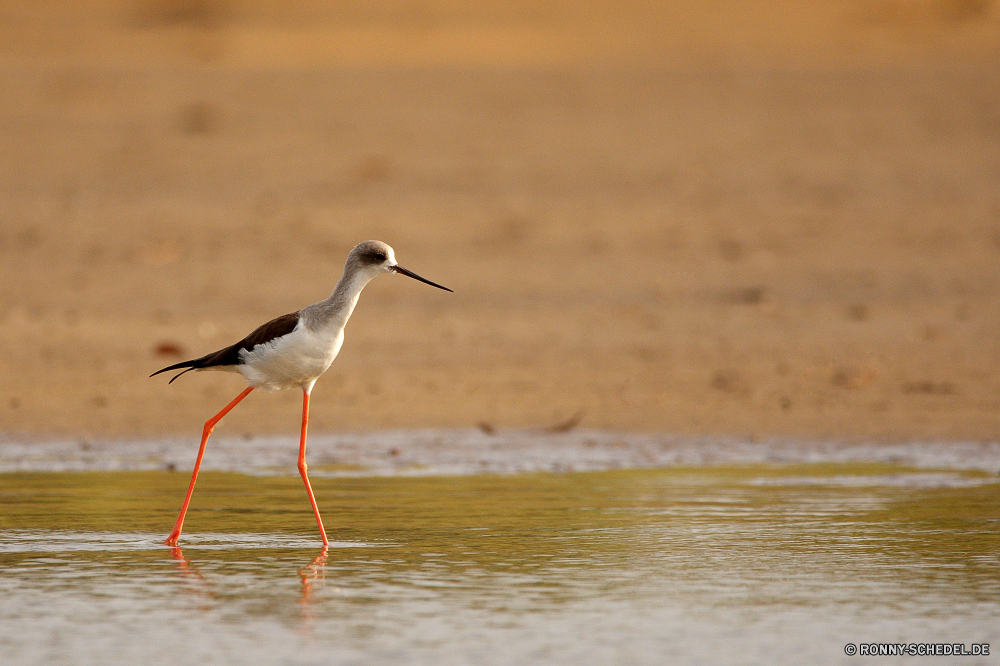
[1,463,998,665]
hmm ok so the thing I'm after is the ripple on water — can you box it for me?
[0,531,376,553]
[1,461,998,665]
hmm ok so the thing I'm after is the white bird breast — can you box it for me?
[237,324,344,392]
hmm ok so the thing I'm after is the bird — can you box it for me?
[151,240,452,548]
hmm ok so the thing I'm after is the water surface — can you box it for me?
[1,463,998,665]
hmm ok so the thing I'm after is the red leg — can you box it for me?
[298,390,329,547]
[164,386,254,546]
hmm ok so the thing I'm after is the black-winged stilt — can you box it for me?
[151,240,452,547]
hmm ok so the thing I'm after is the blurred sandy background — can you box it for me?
[0,0,998,441]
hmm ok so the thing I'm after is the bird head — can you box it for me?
[349,240,452,292]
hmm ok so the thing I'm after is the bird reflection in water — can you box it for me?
[168,546,212,600]
[299,547,329,601]
[166,545,331,630]
[297,547,329,634]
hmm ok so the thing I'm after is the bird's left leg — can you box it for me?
[298,389,329,547]
[165,386,254,546]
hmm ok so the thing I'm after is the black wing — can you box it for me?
[150,311,300,384]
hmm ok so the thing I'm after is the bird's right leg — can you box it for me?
[297,389,329,547]
[164,386,254,546]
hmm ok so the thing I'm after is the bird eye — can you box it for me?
[374,252,387,262]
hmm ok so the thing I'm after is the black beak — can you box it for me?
[391,265,453,292]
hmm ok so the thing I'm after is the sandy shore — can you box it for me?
[4,430,1000,476]
[1,2,999,441]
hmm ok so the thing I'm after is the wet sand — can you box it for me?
[3,430,999,476]
[1,2,999,441]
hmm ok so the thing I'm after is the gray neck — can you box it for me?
[301,266,376,332]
